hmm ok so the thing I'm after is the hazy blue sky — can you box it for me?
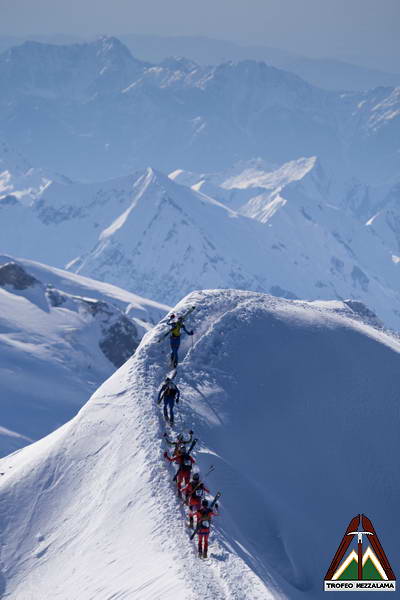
[0,0,399,71]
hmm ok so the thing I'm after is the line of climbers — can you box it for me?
[157,307,220,559]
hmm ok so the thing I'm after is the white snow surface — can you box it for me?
[0,289,399,599]
[0,256,169,457]
[2,163,400,332]
[0,254,170,328]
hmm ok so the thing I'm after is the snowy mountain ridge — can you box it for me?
[1,164,399,332]
[0,288,399,598]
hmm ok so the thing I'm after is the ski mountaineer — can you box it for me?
[164,446,195,497]
[163,430,194,456]
[194,499,219,559]
[157,377,180,425]
[162,313,194,368]
[182,473,210,528]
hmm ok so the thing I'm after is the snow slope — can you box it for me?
[71,168,273,305]
[0,254,169,328]
[2,165,399,331]
[0,257,168,457]
[67,167,400,333]
[170,160,400,330]
[0,168,149,267]
[0,290,399,598]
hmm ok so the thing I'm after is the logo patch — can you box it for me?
[324,514,396,592]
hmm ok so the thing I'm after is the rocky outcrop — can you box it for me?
[99,318,139,368]
[0,262,40,290]
[343,300,383,329]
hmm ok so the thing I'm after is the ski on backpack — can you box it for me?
[158,306,196,342]
[190,491,221,541]
[172,439,197,482]
[187,438,197,455]
[210,491,221,510]
[182,465,215,502]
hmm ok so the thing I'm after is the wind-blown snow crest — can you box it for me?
[0,289,399,598]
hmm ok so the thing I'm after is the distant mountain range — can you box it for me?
[1,145,399,330]
[1,33,399,92]
[118,33,400,91]
[0,37,399,182]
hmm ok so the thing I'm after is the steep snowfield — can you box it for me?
[0,254,170,328]
[0,169,147,267]
[2,164,399,331]
[0,290,399,599]
[0,257,168,457]
[170,160,400,331]
[71,168,273,305]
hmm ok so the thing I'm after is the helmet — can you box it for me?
[180,445,187,454]
[202,499,209,508]
[165,376,171,383]
[193,473,200,481]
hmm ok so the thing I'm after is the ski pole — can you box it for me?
[204,465,215,478]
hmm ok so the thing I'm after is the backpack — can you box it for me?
[170,322,182,337]
[199,508,212,529]
[180,453,192,469]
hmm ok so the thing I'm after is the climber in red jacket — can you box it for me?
[164,447,195,496]
[182,473,210,528]
[194,499,219,558]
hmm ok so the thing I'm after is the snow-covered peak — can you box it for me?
[93,35,136,62]
[222,156,319,191]
[0,36,146,100]
[0,141,52,205]
[0,289,398,598]
[1,162,399,330]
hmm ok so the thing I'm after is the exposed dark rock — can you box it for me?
[0,262,40,290]
[343,300,383,329]
[81,298,112,317]
[74,296,139,367]
[46,285,67,307]
[99,317,139,368]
